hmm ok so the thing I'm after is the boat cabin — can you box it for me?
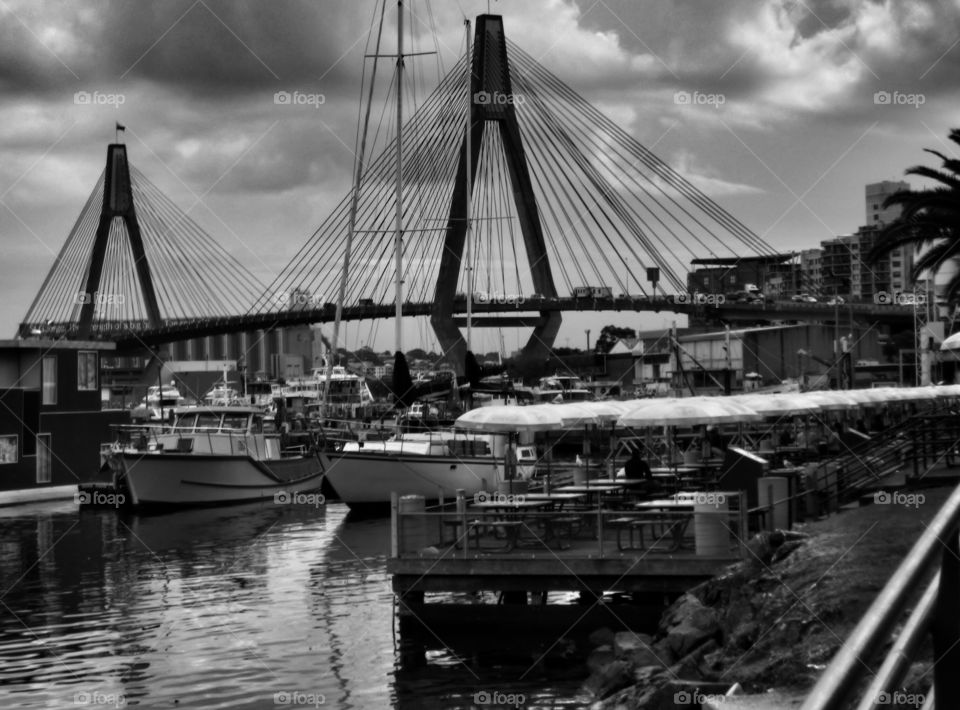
[171,406,266,433]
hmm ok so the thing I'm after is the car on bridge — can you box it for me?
[791,293,818,303]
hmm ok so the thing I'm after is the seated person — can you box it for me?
[623,448,652,480]
[705,425,725,456]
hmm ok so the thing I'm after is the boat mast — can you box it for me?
[394,0,404,355]
[323,0,386,419]
[464,19,473,353]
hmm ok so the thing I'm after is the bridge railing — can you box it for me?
[799,481,960,710]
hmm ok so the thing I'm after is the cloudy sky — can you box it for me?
[1,0,959,354]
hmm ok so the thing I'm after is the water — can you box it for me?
[0,501,588,709]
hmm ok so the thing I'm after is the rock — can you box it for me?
[664,597,721,658]
[589,627,615,647]
[613,631,655,656]
[731,620,760,649]
[586,645,616,674]
[634,664,662,684]
[627,645,668,669]
[651,638,676,667]
[583,659,635,699]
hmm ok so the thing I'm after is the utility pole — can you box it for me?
[585,329,591,352]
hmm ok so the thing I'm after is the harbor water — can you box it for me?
[0,500,588,709]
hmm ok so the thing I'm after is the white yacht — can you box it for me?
[281,361,375,419]
[133,384,185,421]
[113,406,325,507]
[532,374,592,403]
[325,430,536,511]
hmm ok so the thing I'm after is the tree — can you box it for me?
[595,325,637,354]
[867,128,960,300]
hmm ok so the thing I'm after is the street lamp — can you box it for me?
[585,329,591,352]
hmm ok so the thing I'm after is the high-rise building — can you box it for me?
[799,248,823,295]
[866,180,909,226]
[866,181,914,295]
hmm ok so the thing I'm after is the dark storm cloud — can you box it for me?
[0,0,373,96]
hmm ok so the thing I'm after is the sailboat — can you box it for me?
[324,8,515,511]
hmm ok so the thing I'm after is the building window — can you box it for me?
[0,435,17,464]
[36,434,51,483]
[42,356,57,405]
[78,351,97,391]
[893,271,901,278]
[729,275,737,284]
[703,277,709,287]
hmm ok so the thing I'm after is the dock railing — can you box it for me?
[799,481,960,710]
[390,490,748,561]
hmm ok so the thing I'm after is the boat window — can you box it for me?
[195,412,221,431]
[447,440,490,457]
[221,413,250,431]
[175,413,198,430]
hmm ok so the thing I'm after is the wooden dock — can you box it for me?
[387,490,746,620]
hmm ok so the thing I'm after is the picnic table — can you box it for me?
[610,497,696,552]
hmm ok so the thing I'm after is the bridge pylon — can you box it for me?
[431,15,560,370]
[77,144,161,338]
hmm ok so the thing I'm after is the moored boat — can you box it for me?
[112,406,325,507]
[325,430,536,512]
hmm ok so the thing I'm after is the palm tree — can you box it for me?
[866,128,960,300]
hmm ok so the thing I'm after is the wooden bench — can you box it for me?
[538,515,581,549]
[611,516,689,552]
[443,518,523,551]
[442,518,482,549]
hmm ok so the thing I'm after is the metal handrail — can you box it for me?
[800,481,960,710]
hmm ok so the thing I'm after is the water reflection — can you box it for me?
[0,502,584,709]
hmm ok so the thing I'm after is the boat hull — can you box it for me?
[121,453,324,507]
[324,451,501,509]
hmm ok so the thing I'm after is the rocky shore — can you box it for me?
[581,486,953,709]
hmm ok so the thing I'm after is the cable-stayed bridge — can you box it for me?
[17,15,913,363]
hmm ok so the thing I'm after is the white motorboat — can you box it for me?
[113,406,325,507]
[133,384,185,421]
[325,430,536,511]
